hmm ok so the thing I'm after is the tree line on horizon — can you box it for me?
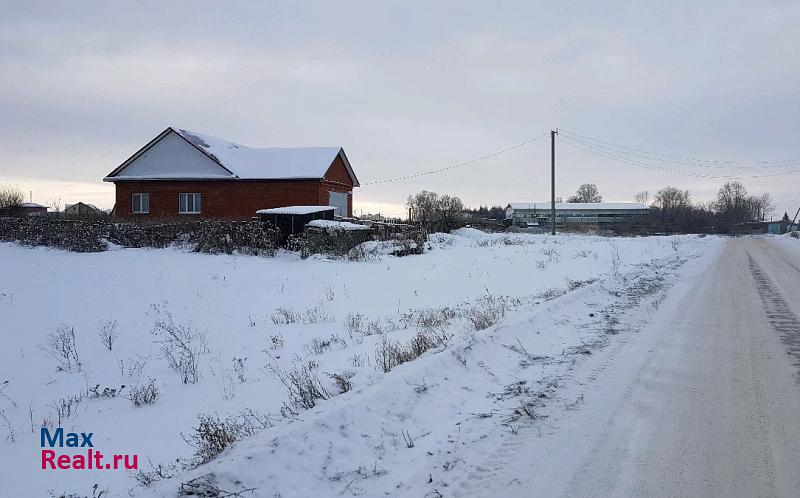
[4,181,787,234]
[410,180,783,233]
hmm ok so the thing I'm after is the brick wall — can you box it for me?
[112,155,355,219]
[322,154,355,216]
[114,180,325,219]
[324,155,353,185]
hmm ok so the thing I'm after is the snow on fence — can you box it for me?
[0,216,427,259]
[0,217,280,255]
[289,221,427,259]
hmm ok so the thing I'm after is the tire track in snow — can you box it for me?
[747,253,800,380]
[451,264,678,498]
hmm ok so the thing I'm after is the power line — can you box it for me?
[560,130,797,171]
[559,134,716,178]
[558,133,800,179]
[774,196,800,206]
[562,133,800,179]
[559,128,800,168]
[359,127,800,186]
[360,132,549,186]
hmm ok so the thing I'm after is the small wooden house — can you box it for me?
[9,203,48,217]
[65,202,103,218]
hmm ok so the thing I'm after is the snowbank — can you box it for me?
[0,233,720,497]
[306,219,370,231]
[256,206,335,215]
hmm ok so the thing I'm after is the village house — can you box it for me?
[65,202,103,218]
[10,202,48,217]
[103,127,359,219]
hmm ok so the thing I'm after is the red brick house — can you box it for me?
[104,127,359,219]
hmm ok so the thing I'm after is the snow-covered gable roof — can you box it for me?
[65,202,101,211]
[508,202,649,211]
[306,219,370,231]
[256,206,336,215]
[104,127,359,185]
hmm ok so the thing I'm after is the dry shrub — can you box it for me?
[271,304,332,325]
[97,320,119,351]
[329,371,354,393]
[151,306,208,384]
[133,460,179,487]
[461,295,507,331]
[345,313,399,339]
[0,217,278,254]
[269,361,330,411]
[129,379,159,407]
[375,330,449,373]
[183,410,272,465]
[401,306,457,329]
[44,325,81,371]
[270,307,301,324]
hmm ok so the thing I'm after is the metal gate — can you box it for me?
[329,191,348,216]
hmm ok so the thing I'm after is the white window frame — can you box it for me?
[132,193,149,214]
[179,193,201,214]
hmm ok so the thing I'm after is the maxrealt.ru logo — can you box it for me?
[40,428,138,470]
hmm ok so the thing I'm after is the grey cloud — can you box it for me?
[1,1,799,214]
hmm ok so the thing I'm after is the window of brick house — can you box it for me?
[132,193,149,214]
[179,193,201,214]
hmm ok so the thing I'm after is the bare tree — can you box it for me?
[714,182,774,226]
[406,191,439,223]
[650,187,699,231]
[48,197,62,213]
[751,193,774,222]
[653,186,691,212]
[715,181,750,225]
[634,191,649,205]
[405,190,464,232]
[567,184,602,203]
[0,186,24,213]
[437,194,464,232]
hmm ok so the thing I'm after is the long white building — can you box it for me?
[506,202,650,227]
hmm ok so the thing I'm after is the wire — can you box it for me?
[773,196,800,206]
[559,128,800,169]
[360,132,549,186]
[558,133,800,179]
[559,134,714,178]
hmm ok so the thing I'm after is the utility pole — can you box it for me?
[551,129,557,235]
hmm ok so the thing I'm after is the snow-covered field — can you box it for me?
[0,230,720,497]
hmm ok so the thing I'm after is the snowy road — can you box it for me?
[474,237,800,498]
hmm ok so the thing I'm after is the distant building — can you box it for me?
[103,127,359,219]
[65,202,103,218]
[733,220,799,235]
[358,213,402,224]
[506,202,650,228]
[10,202,48,217]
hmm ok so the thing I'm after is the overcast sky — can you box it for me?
[1,1,799,217]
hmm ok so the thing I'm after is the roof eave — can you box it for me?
[104,176,327,182]
[171,128,236,176]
